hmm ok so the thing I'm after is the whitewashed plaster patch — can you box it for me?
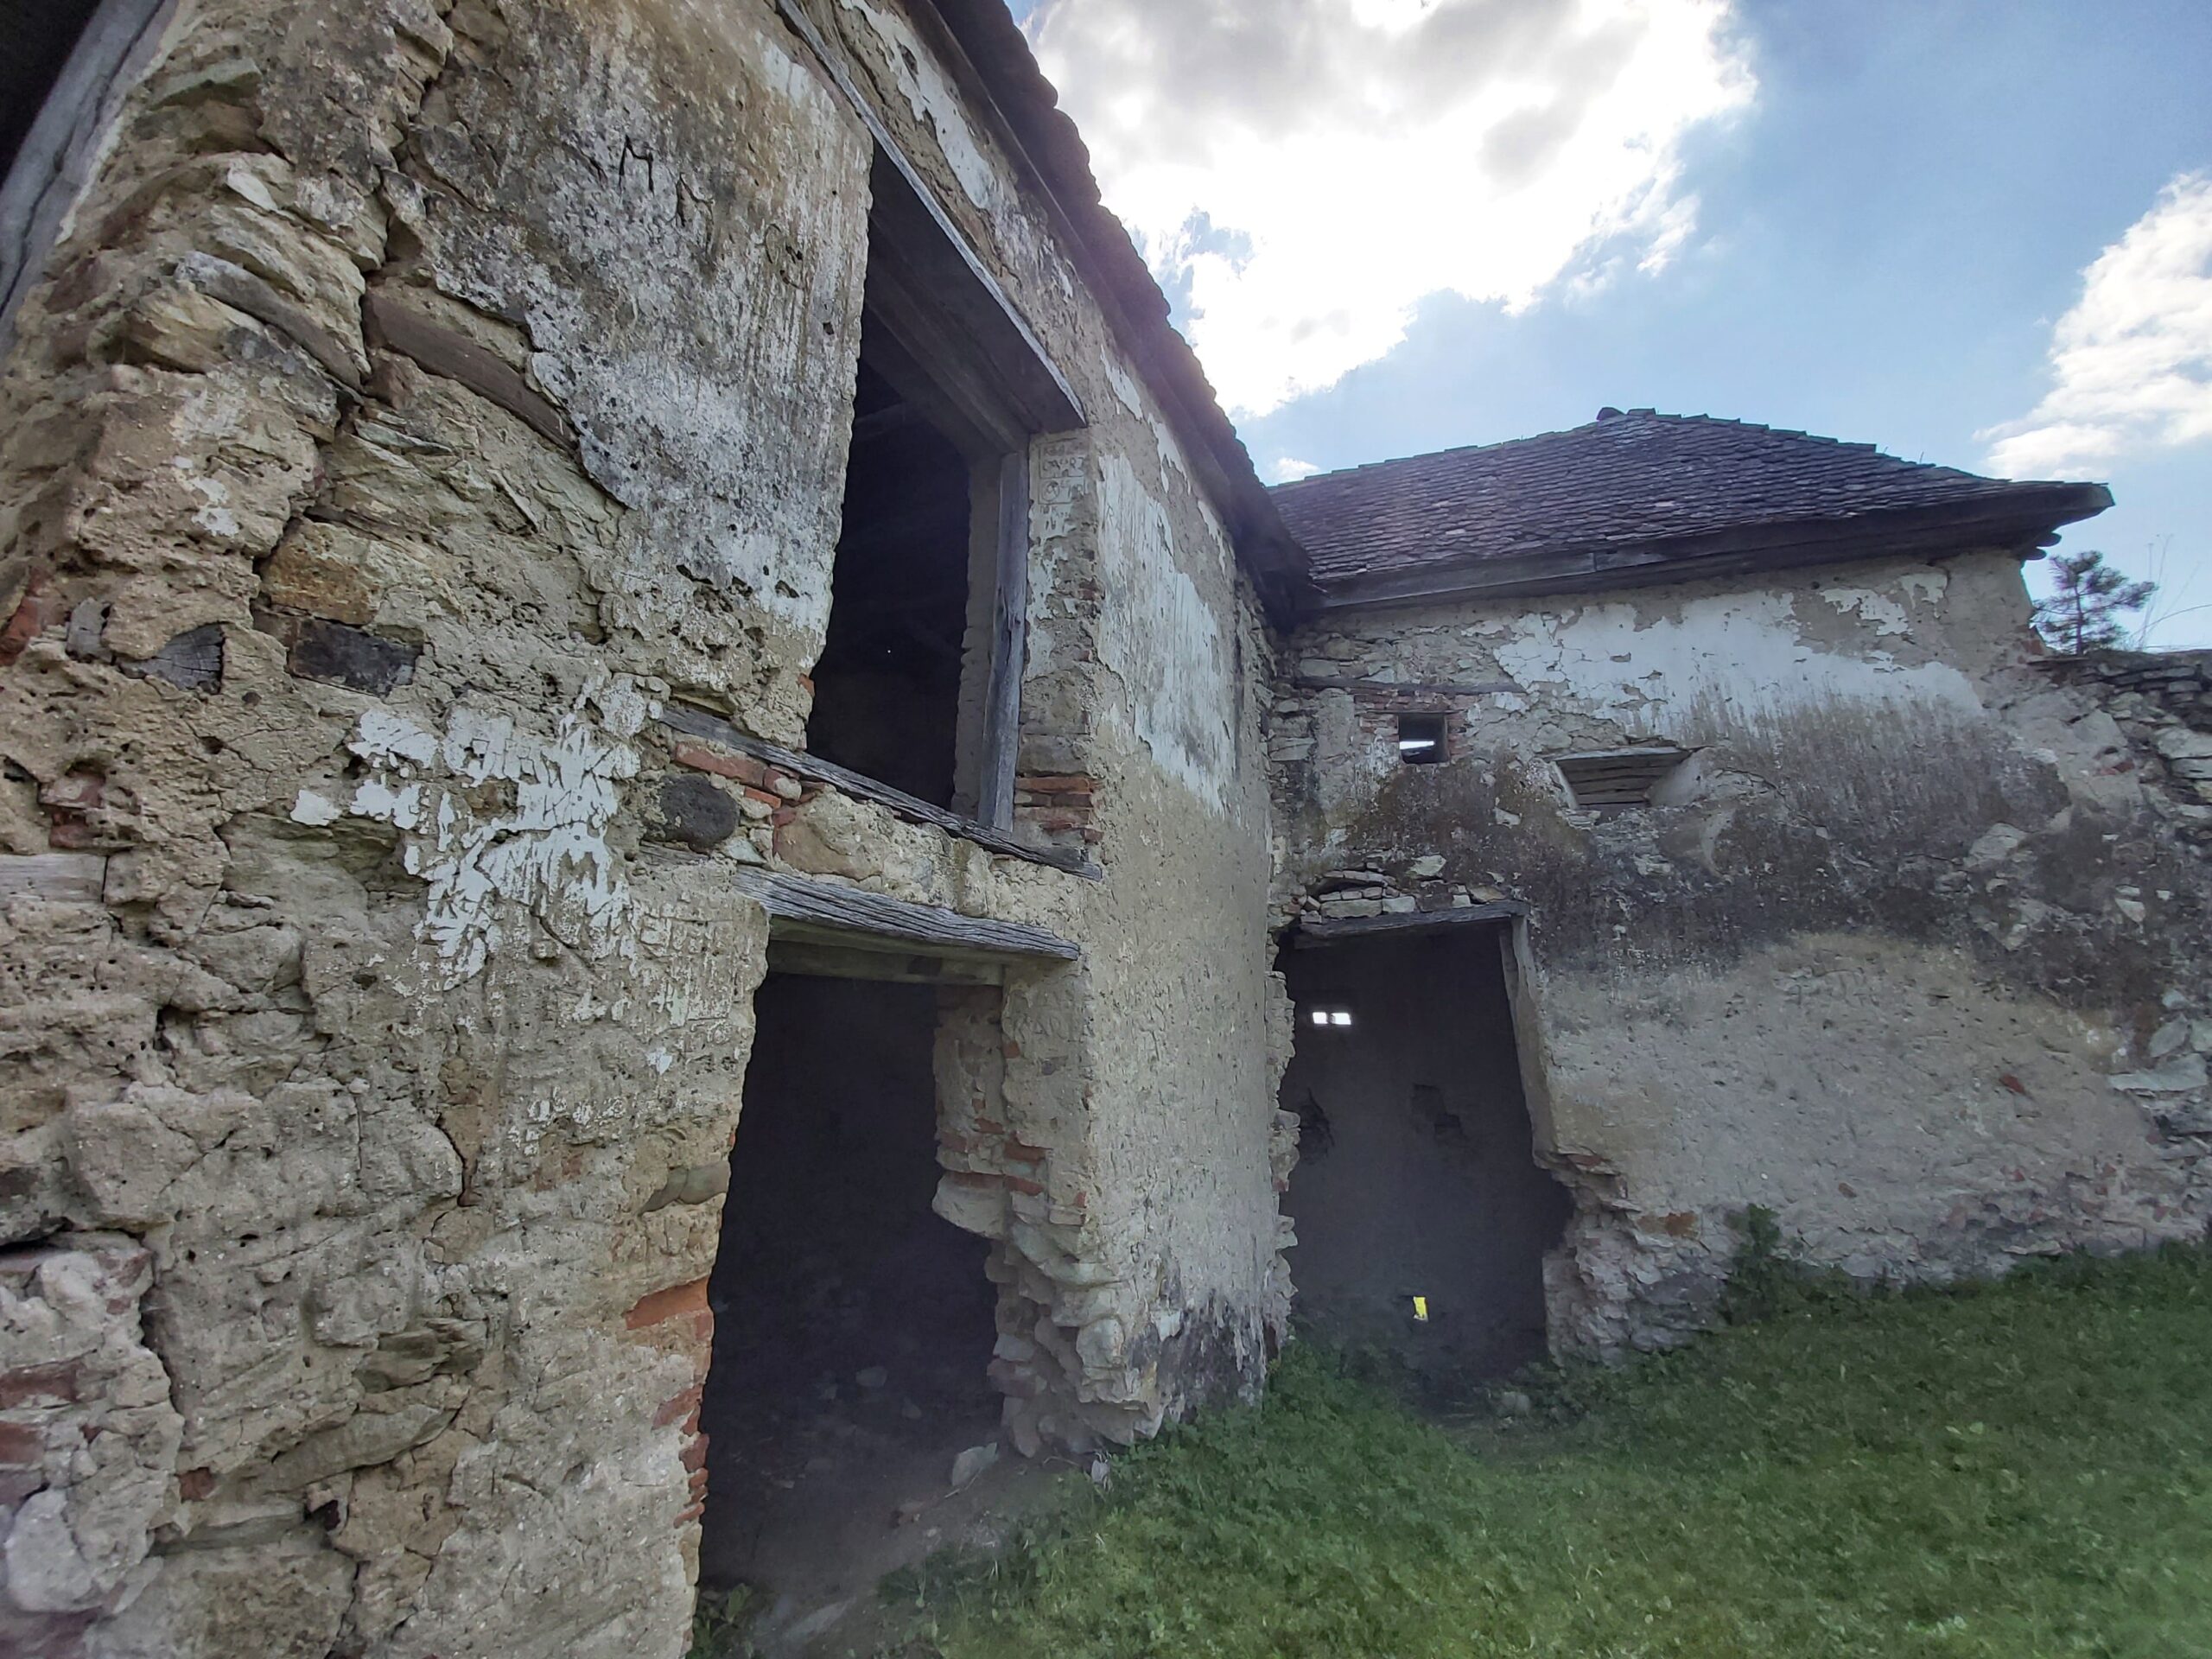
[1484,589,1986,739]
[838,0,999,213]
[1103,349,1192,493]
[1096,454,1234,813]
[289,789,341,827]
[344,677,647,986]
[1819,585,1913,636]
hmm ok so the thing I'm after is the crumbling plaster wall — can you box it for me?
[0,0,1288,1653]
[812,0,1294,1448]
[1271,550,2212,1353]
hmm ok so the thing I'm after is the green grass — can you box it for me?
[895,1245,2212,1659]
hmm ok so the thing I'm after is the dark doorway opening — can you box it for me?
[804,338,976,808]
[699,974,1001,1625]
[1279,925,1570,1395]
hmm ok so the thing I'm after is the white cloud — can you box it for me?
[1270,455,1323,482]
[1983,172,2212,478]
[1027,0,1752,416]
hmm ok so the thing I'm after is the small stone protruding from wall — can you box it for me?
[664,736,807,863]
[0,1236,182,1649]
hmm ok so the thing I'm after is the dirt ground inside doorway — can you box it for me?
[696,976,1061,1655]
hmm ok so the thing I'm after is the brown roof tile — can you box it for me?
[1269,409,2109,599]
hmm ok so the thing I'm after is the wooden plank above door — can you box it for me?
[730,868,1081,965]
[1293,902,1529,946]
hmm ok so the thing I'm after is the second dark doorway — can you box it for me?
[1279,925,1571,1395]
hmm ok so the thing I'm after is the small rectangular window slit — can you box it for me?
[1307,1007,1355,1028]
[1396,714,1446,766]
[1553,747,1690,810]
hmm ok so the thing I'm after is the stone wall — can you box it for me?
[0,1,1291,1652]
[1271,550,2212,1353]
[2035,646,2212,844]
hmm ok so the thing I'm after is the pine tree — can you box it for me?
[2032,550,2157,653]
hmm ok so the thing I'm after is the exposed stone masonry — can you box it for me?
[2037,647,2212,843]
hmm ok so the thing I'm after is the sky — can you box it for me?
[1015,0,2212,646]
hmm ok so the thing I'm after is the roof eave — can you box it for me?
[1308,483,2114,615]
[915,0,1317,626]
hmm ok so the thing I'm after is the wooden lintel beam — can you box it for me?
[1294,902,1528,946]
[775,0,1082,436]
[733,868,1079,963]
[656,702,1102,880]
[767,938,1006,985]
[1290,676,1523,697]
[977,449,1028,830]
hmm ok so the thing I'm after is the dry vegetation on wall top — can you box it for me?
[867,1246,2212,1659]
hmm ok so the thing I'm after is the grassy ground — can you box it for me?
[888,1245,2212,1659]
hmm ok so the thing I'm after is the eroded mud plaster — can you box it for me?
[10,0,2199,1649]
[1273,552,2212,1352]
[0,0,1292,1651]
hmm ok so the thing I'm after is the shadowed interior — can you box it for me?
[804,343,974,808]
[1,0,94,178]
[699,975,1001,1618]
[1279,926,1571,1394]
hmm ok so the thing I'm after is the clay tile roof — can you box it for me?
[1268,408,2110,600]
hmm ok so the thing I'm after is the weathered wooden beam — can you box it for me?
[181,253,363,392]
[1293,901,1528,946]
[656,702,1101,880]
[767,939,1005,985]
[363,291,575,452]
[733,868,1079,963]
[903,0,1318,628]
[1550,747,1688,765]
[775,0,1082,437]
[862,257,1028,460]
[1290,676,1522,696]
[0,851,106,902]
[977,448,1029,830]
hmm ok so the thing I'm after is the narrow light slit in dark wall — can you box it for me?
[1396,712,1447,765]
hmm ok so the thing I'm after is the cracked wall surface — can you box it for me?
[1272,551,2212,1352]
[16,0,2197,1648]
[0,0,1291,1652]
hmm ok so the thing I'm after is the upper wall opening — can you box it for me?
[1552,747,1692,810]
[0,0,173,349]
[807,339,976,808]
[802,149,1085,827]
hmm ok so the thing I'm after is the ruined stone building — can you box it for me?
[0,1,2205,1655]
